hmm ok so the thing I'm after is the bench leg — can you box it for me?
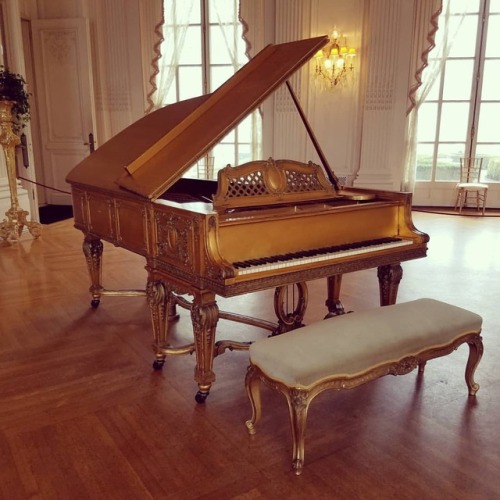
[465,335,484,396]
[285,388,311,476]
[245,365,262,435]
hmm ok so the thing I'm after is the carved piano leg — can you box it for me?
[324,275,345,318]
[377,264,403,306]
[82,235,104,308]
[273,283,308,335]
[146,274,197,370]
[146,278,169,370]
[191,291,219,403]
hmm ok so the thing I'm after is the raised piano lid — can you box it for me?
[66,36,329,200]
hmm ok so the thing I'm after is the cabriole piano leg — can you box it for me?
[82,235,104,308]
[146,278,169,370]
[191,291,219,403]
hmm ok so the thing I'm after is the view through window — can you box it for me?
[160,0,260,179]
[416,0,500,184]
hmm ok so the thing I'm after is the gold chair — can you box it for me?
[454,157,488,215]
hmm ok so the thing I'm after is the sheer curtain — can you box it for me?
[144,0,263,162]
[239,0,266,160]
[147,0,196,112]
[402,0,470,192]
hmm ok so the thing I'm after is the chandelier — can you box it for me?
[314,28,356,90]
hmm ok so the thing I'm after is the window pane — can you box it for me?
[209,0,236,23]
[476,103,500,142]
[415,144,434,181]
[477,146,500,182]
[485,15,500,56]
[190,0,201,22]
[219,128,235,142]
[212,143,235,168]
[238,144,252,164]
[435,144,465,181]
[439,103,469,141]
[481,60,500,100]
[178,66,202,99]
[210,25,231,65]
[450,0,480,14]
[237,115,253,143]
[442,59,474,100]
[417,103,438,142]
[211,65,234,91]
[179,26,202,65]
[163,73,177,102]
[490,0,500,14]
[448,15,479,58]
[421,65,440,100]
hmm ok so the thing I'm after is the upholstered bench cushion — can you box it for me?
[249,298,483,388]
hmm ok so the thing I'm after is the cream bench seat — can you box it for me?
[244,298,484,475]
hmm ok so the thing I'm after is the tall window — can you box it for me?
[416,0,500,183]
[158,0,261,179]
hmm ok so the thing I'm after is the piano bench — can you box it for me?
[244,298,484,475]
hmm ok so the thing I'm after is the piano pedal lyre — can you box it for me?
[273,282,308,335]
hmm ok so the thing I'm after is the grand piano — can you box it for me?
[66,36,429,402]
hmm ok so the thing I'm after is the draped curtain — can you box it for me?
[145,0,195,112]
[402,0,442,192]
[402,0,470,192]
[238,0,266,160]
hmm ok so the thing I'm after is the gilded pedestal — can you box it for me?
[0,100,41,243]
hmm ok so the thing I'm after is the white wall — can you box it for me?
[308,0,365,186]
[308,0,416,191]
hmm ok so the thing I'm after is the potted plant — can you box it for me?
[0,65,30,134]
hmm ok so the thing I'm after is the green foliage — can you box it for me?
[0,65,31,133]
[486,158,500,181]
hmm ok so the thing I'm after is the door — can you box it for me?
[31,18,97,205]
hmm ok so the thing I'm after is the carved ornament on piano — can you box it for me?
[155,211,193,267]
[213,158,338,210]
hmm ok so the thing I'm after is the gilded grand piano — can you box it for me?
[66,36,429,402]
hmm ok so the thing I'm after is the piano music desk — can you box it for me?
[245,299,484,475]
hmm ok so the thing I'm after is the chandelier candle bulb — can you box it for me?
[314,28,357,90]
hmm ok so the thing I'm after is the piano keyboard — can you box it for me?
[233,237,413,275]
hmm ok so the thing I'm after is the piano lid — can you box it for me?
[66,36,329,200]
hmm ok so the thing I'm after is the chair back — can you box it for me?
[460,157,483,183]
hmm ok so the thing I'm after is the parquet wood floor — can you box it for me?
[0,212,499,499]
